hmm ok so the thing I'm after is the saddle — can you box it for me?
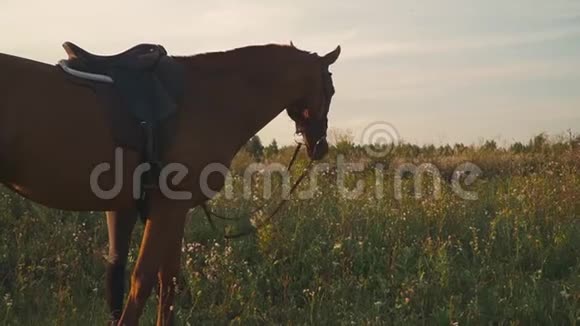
[59,42,186,218]
[62,42,164,73]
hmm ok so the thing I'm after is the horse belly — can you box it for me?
[6,150,140,211]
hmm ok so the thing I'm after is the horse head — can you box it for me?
[286,45,341,160]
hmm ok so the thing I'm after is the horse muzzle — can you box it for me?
[307,137,328,160]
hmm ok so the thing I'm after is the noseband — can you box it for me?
[294,66,334,147]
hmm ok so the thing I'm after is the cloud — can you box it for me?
[342,27,580,60]
[336,58,580,103]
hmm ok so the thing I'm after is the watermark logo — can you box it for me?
[360,121,400,158]
[88,122,482,202]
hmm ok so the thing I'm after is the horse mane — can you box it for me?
[173,44,317,74]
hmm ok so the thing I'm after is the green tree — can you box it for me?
[510,142,526,153]
[245,135,264,160]
[264,139,279,157]
[529,133,547,152]
[481,140,497,151]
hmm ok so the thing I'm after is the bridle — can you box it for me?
[201,65,333,239]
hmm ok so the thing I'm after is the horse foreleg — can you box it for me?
[156,223,185,326]
[118,199,187,326]
[106,209,138,324]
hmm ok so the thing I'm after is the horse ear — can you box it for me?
[321,45,341,66]
[290,41,295,48]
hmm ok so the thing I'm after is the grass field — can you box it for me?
[1,135,579,325]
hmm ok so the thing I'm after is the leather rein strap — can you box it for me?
[201,142,314,239]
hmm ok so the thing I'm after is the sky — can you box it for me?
[2,0,579,146]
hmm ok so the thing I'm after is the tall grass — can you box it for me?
[0,135,579,325]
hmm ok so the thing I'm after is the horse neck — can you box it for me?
[177,47,309,159]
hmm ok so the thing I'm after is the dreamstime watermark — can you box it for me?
[89,123,483,202]
[361,121,400,157]
[90,148,192,200]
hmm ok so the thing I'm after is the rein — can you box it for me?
[201,140,318,239]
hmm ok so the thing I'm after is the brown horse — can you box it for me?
[0,43,340,325]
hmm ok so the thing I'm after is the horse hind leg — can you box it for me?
[105,209,138,324]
